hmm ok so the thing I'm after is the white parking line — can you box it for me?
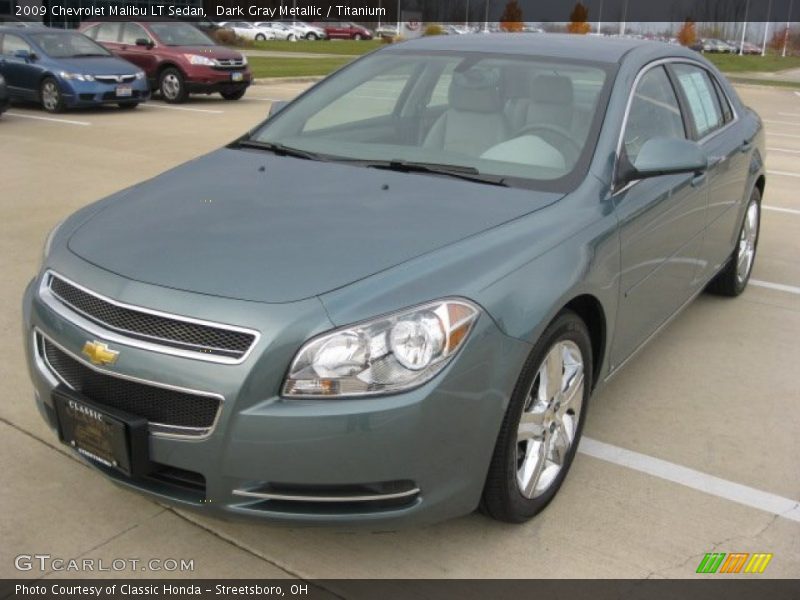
[767,169,800,178]
[778,112,800,118]
[767,147,800,154]
[763,205,800,215]
[579,438,800,522]
[763,119,800,126]
[768,132,800,139]
[5,112,91,126]
[750,280,800,295]
[141,104,224,114]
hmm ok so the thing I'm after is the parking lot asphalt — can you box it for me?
[1,83,798,581]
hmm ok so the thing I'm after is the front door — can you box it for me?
[610,65,709,367]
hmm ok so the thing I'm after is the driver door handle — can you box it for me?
[691,172,707,188]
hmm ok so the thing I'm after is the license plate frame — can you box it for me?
[230,72,244,82]
[53,386,150,478]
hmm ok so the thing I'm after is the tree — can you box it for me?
[567,2,591,35]
[677,18,696,47]
[499,0,524,33]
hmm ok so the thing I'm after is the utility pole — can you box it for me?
[466,0,470,27]
[596,0,603,34]
[619,0,628,36]
[739,0,749,55]
[761,0,772,56]
[783,0,794,57]
[396,0,401,35]
[484,0,489,33]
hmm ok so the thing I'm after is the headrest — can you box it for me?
[449,68,503,113]
[531,75,574,105]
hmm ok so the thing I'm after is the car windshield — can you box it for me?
[249,50,613,191]
[31,32,110,58]
[148,22,215,46]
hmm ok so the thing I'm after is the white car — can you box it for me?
[254,22,299,41]
[275,20,326,40]
[218,21,276,41]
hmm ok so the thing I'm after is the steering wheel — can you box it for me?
[513,124,582,167]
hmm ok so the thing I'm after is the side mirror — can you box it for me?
[135,38,153,48]
[619,137,708,185]
[13,49,35,61]
[269,100,288,118]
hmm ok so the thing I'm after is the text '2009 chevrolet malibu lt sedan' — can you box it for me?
[23,34,764,526]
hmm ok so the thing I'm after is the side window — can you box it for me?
[2,34,31,55]
[623,66,686,163]
[671,64,724,138]
[303,62,416,131]
[711,76,734,124]
[95,22,121,43]
[83,25,100,40]
[121,23,150,45]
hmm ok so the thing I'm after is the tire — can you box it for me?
[306,32,318,40]
[288,34,296,42]
[40,77,65,113]
[353,33,363,40]
[220,89,246,101]
[706,186,761,297]
[481,310,593,523]
[159,67,187,104]
[255,34,266,41]
[118,102,139,110]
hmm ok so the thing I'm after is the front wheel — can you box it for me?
[353,33,363,40]
[40,77,65,113]
[306,32,318,40]
[255,33,266,41]
[220,89,246,101]
[159,68,187,104]
[481,310,592,523]
[706,187,761,297]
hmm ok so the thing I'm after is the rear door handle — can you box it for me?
[691,172,707,188]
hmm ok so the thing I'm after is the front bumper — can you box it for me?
[183,67,252,95]
[60,79,150,107]
[22,261,530,527]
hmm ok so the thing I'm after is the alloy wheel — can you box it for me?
[736,200,759,284]
[41,81,60,112]
[515,340,584,499]
[161,73,180,101]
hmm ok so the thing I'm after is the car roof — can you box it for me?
[389,33,686,64]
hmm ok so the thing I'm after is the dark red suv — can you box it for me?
[80,21,251,103]
[312,21,373,40]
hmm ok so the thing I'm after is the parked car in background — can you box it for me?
[375,25,398,40]
[254,22,298,41]
[0,73,9,116]
[217,21,275,41]
[739,41,761,55]
[312,21,373,40]
[81,20,251,103]
[0,16,47,29]
[188,20,231,36]
[275,20,326,40]
[702,38,736,53]
[0,27,148,112]
[25,34,765,527]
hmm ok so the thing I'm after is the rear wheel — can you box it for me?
[159,68,187,104]
[40,77,64,113]
[353,33,363,40]
[255,33,266,41]
[220,89,246,101]
[481,310,592,523]
[306,32,318,40]
[706,187,761,297]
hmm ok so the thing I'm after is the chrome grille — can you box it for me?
[40,335,221,436]
[94,74,136,83]
[47,274,257,361]
[214,58,246,69]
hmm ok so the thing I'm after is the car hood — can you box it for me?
[167,45,243,59]
[53,56,142,75]
[67,148,561,303]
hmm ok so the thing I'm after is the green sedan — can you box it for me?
[24,33,764,526]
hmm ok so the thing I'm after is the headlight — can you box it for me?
[184,54,215,66]
[0,74,5,84]
[240,55,248,66]
[135,71,145,80]
[59,71,94,82]
[283,299,479,398]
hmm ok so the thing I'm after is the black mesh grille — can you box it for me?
[49,276,255,359]
[43,339,220,430]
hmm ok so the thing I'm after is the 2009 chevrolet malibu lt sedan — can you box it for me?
[24,34,764,526]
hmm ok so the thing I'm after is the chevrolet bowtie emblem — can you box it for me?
[82,341,119,366]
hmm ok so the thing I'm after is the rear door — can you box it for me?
[610,64,709,366]
[669,63,755,281]
[117,22,157,74]
[90,21,123,56]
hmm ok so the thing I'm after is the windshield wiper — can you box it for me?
[367,160,509,187]
[233,140,325,161]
